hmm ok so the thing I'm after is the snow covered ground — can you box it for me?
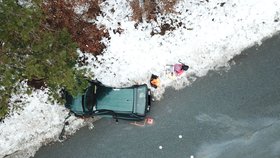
[1,0,280,157]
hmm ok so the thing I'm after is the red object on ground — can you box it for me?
[130,117,154,127]
[146,117,154,125]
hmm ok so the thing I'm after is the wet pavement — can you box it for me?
[35,34,280,158]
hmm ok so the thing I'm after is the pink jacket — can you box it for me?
[174,64,184,75]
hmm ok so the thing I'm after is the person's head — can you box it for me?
[182,65,189,71]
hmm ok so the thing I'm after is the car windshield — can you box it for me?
[64,91,73,109]
[84,84,97,112]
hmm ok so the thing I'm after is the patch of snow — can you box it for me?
[84,0,280,100]
[0,87,86,158]
[73,2,90,15]
[17,0,33,8]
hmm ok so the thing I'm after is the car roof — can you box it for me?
[95,85,134,112]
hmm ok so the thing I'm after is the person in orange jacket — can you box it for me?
[150,74,160,88]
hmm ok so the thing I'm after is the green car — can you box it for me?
[65,82,151,121]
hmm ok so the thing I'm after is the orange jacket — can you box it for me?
[151,78,160,87]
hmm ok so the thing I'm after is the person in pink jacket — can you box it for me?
[174,64,189,76]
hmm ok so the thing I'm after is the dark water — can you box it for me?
[34,34,280,158]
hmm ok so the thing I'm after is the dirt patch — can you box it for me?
[150,17,186,36]
[27,78,46,89]
[151,23,176,36]
[161,0,178,13]
[130,0,179,22]
[144,0,158,21]
[130,0,185,36]
[42,0,109,55]
[130,0,143,22]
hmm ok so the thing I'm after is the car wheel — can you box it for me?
[147,89,151,112]
[146,105,151,112]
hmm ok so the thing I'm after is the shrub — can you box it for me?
[0,0,94,119]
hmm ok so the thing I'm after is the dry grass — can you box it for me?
[43,0,109,55]
[130,0,143,22]
[130,0,179,22]
[160,0,178,13]
[143,0,158,21]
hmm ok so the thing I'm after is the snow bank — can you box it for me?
[1,0,280,157]
[84,0,280,99]
[0,88,86,158]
